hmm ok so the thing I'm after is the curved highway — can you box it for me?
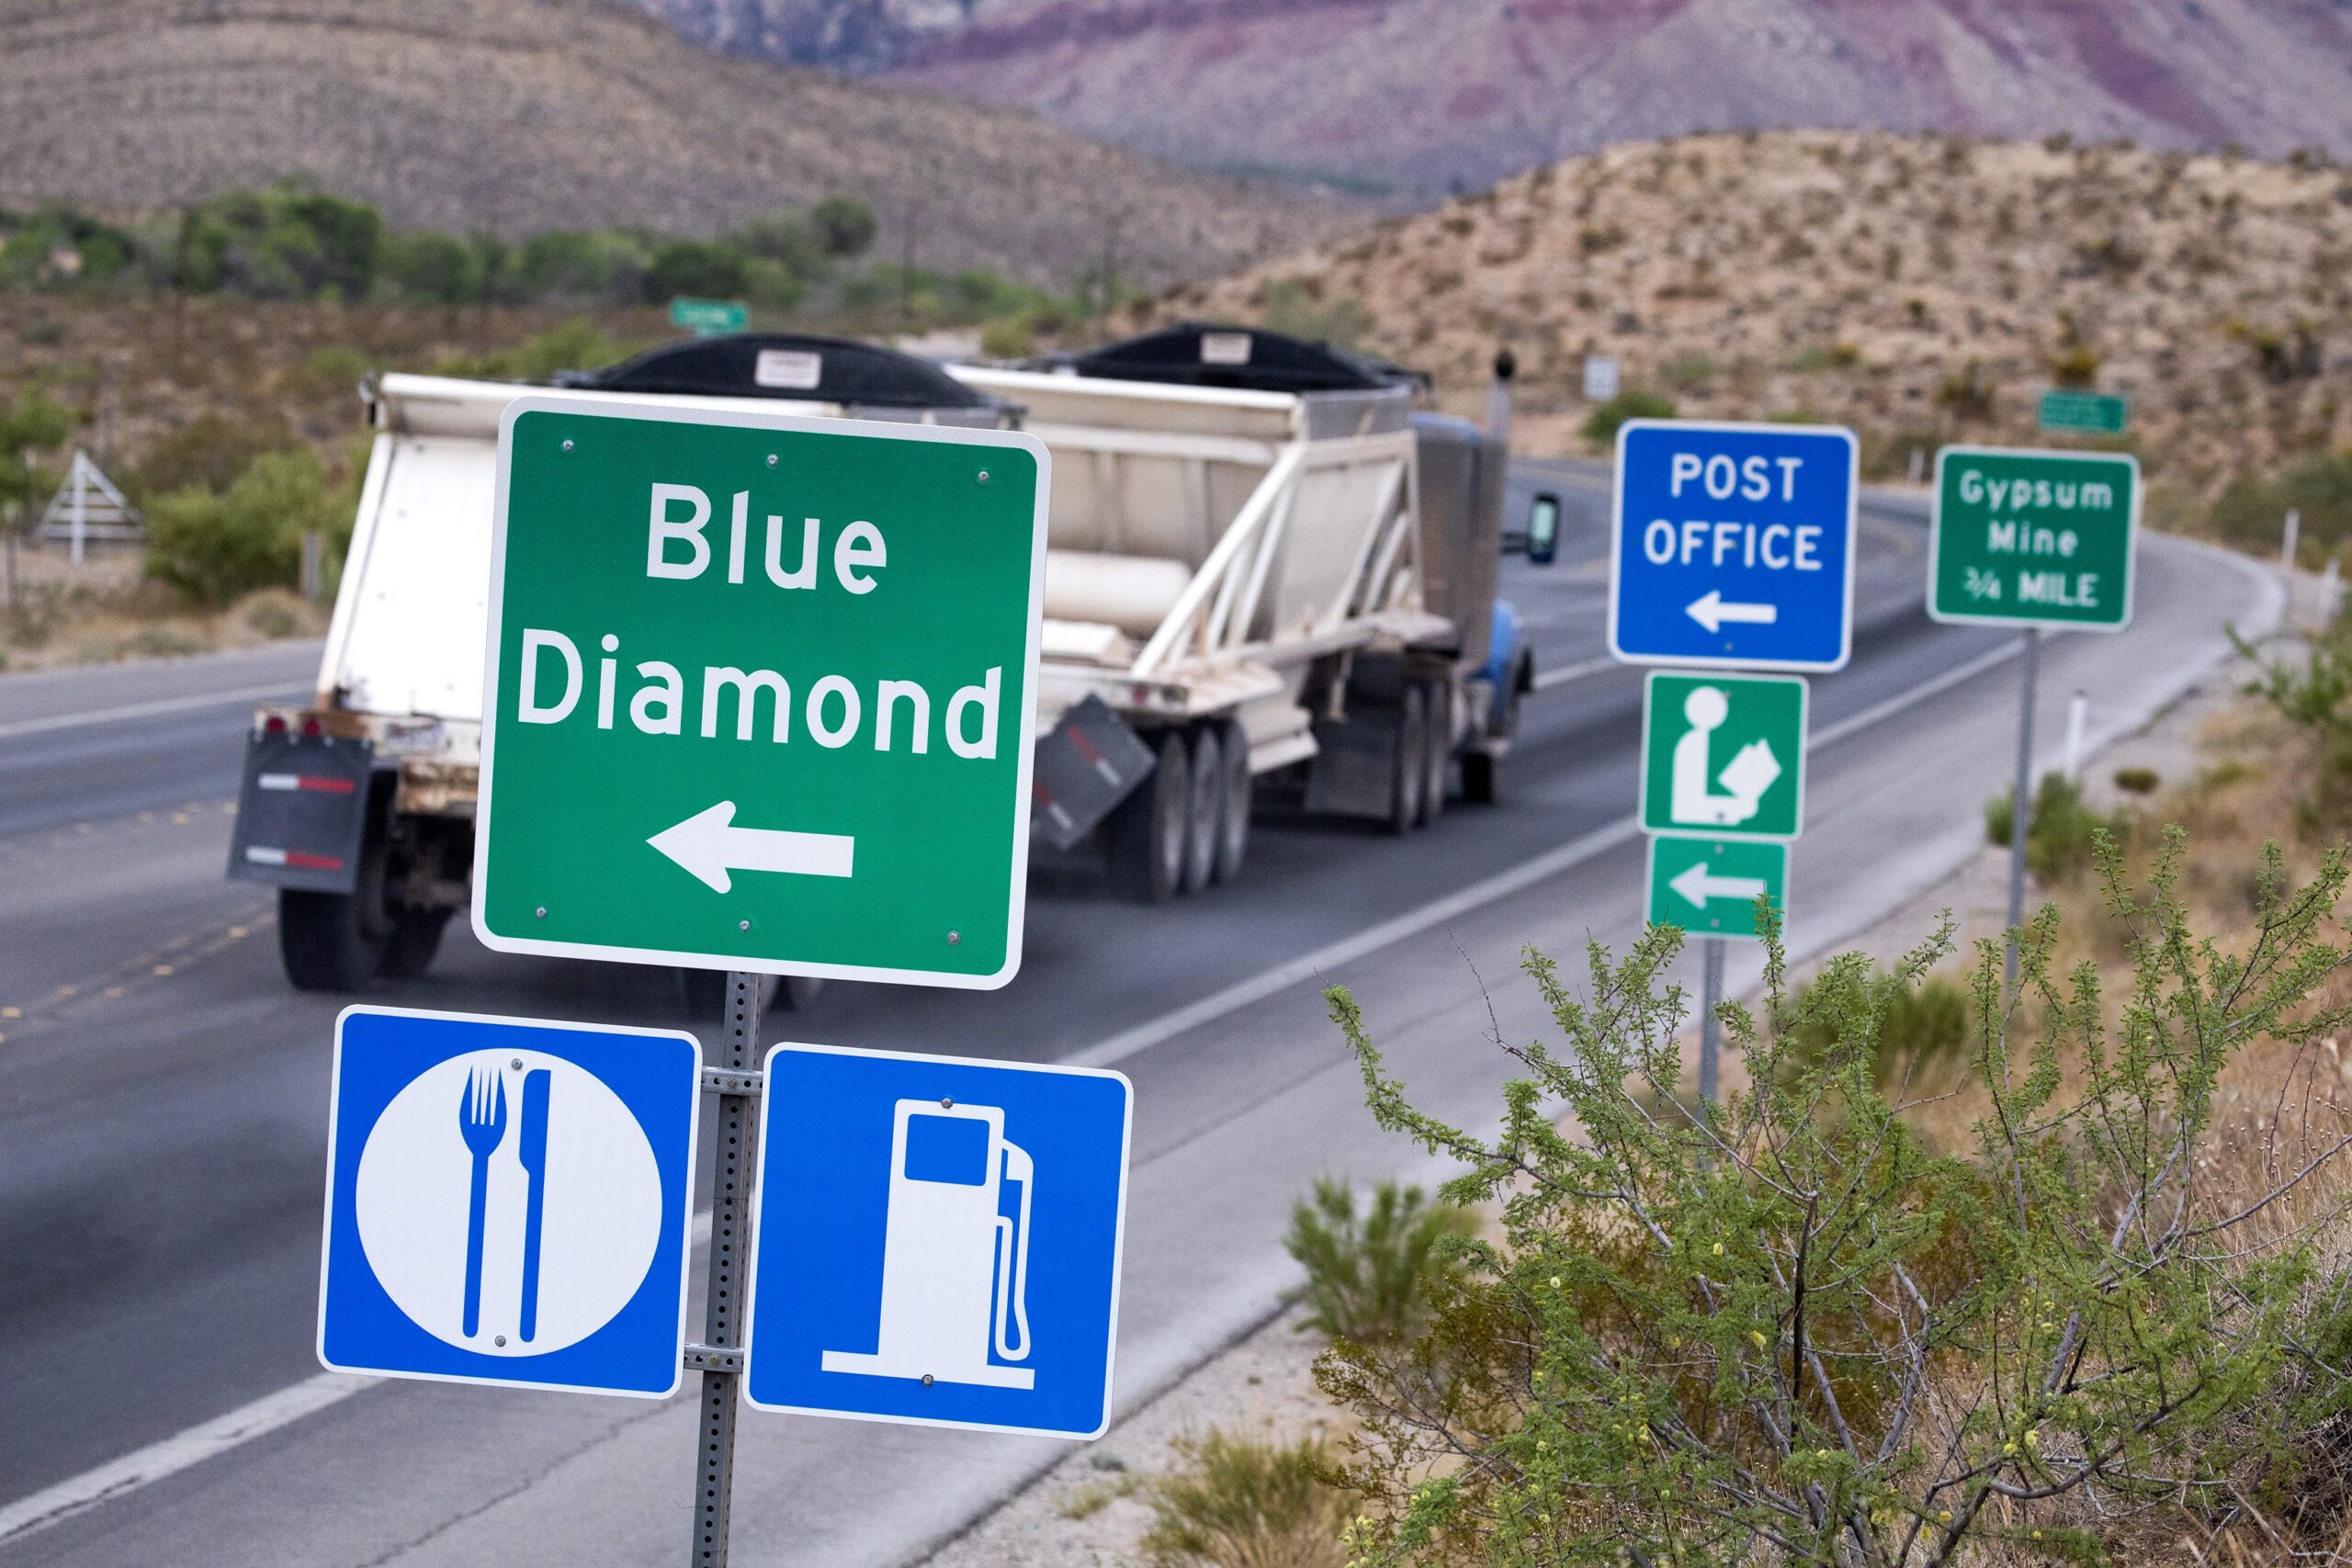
[0,467,2276,1565]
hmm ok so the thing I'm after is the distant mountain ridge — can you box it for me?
[0,0,1340,286]
[628,0,2352,197]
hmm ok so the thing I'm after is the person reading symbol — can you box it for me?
[1670,685,1781,828]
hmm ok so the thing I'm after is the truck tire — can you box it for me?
[379,908,450,980]
[1387,685,1427,835]
[1212,717,1251,885]
[1181,726,1221,895]
[1106,729,1188,903]
[1419,682,1451,827]
[279,888,385,993]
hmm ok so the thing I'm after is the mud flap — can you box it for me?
[226,731,376,893]
[1030,695,1156,852]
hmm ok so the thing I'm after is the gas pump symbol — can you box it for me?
[821,1099,1035,1390]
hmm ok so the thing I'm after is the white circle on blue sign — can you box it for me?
[354,1050,662,1356]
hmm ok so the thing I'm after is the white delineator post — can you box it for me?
[2283,509,2302,622]
[2062,690,2088,783]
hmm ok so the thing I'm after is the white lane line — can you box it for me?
[0,1206,725,1548]
[1813,637,2026,749]
[0,682,308,741]
[0,1372,378,1543]
[1532,653,1620,692]
[0,560,2217,1543]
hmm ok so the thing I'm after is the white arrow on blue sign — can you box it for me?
[1608,420,1860,671]
[317,1006,703,1397]
[742,1043,1132,1438]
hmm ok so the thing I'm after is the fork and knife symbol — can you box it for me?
[458,1065,552,1342]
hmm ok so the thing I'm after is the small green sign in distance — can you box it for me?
[1928,446,2138,631]
[1638,671,1807,841]
[2038,389,2128,434]
[669,298,748,336]
[474,396,1048,988]
[1645,834,1788,942]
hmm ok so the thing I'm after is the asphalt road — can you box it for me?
[0,476,2276,1566]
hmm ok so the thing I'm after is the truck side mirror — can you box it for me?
[1527,492,1561,566]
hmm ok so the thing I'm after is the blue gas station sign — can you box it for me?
[741,1043,1132,1438]
[1608,420,1859,671]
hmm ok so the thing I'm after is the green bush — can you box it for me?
[1580,389,1676,446]
[1322,832,2352,1567]
[1144,1429,1351,1568]
[2113,765,2162,795]
[127,413,297,503]
[143,447,351,606]
[2211,449,2352,561]
[432,319,639,384]
[1283,1177,1470,1346]
[1984,769,2129,883]
[1784,965,1971,1089]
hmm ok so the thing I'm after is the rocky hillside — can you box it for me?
[631,0,2352,198]
[1152,131,2352,488]
[0,0,1340,287]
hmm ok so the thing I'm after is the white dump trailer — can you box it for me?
[954,322,1538,902]
[229,327,1541,993]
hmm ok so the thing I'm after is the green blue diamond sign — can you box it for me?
[1645,835,1788,941]
[472,396,1048,988]
[1638,671,1807,840]
[1929,446,2138,630]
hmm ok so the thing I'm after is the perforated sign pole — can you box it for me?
[690,971,762,1568]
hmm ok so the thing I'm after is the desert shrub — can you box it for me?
[1783,965,1971,1089]
[143,447,351,606]
[2211,449,2352,561]
[2236,613,2352,819]
[2048,342,2102,389]
[978,313,1036,361]
[433,319,638,383]
[1786,341,1861,373]
[1580,389,1676,446]
[2113,765,2162,795]
[1261,279,1374,349]
[1145,1429,1351,1568]
[127,413,297,503]
[1322,832,2352,1568]
[644,238,750,304]
[1985,769,2129,883]
[1285,1177,1472,1346]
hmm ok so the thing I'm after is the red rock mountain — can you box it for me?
[635,0,2352,196]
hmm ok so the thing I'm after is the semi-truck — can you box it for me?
[228,326,1542,996]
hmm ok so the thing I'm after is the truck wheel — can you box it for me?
[1461,750,1502,805]
[379,908,450,980]
[1106,730,1188,903]
[279,888,385,993]
[1212,717,1251,885]
[1387,685,1427,834]
[1419,682,1451,827]
[1181,726,1221,895]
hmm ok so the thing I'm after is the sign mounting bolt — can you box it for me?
[494,1335,508,1347]
[511,1057,524,1070]
[940,1097,954,1108]
[739,919,752,931]
[560,439,573,453]
[766,454,778,468]
[945,930,960,945]
[921,1373,935,1386]
[535,906,548,919]
[976,470,989,485]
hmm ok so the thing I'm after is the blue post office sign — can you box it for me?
[1609,420,1860,671]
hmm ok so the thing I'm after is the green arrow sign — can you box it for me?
[1639,671,1807,840]
[472,396,1048,988]
[1645,834,1788,941]
[669,297,748,336]
[2037,389,2128,434]
[1929,446,2138,630]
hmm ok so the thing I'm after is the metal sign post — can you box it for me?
[689,971,763,1567]
[2004,630,2040,989]
[1697,937,1724,1107]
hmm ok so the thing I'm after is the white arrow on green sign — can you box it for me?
[471,395,1049,988]
[1645,834,1788,941]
